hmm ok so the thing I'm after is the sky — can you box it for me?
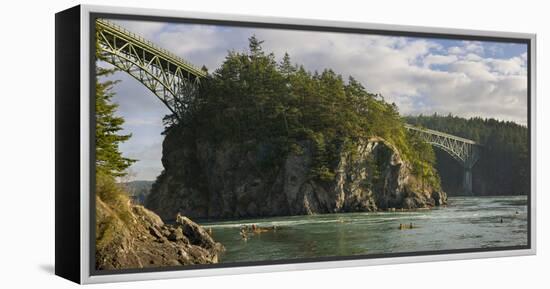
[99,19,528,181]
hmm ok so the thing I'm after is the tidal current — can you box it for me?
[200,196,528,264]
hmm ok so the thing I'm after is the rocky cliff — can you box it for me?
[145,128,446,220]
[95,194,224,270]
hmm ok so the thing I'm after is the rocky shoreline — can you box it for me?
[95,196,224,270]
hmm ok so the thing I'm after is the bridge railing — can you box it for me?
[96,19,207,78]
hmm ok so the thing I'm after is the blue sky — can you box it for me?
[100,19,528,180]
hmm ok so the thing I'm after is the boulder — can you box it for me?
[175,214,224,253]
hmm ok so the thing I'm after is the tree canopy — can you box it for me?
[169,36,440,188]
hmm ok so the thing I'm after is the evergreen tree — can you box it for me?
[279,52,296,77]
[248,35,265,57]
[95,67,135,177]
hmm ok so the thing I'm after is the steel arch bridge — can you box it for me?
[95,19,207,121]
[405,124,482,195]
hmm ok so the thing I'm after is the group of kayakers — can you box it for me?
[239,224,280,240]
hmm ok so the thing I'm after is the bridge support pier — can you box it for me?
[463,168,473,196]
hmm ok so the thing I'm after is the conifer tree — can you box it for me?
[95,67,135,177]
[279,52,296,77]
[248,35,265,57]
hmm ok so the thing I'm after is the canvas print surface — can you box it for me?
[93,17,530,272]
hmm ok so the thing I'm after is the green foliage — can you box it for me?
[95,172,136,252]
[95,67,135,177]
[309,132,335,182]
[173,36,439,187]
[96,172,134,225]
[407,131,441,190]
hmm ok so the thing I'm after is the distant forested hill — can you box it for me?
[404,114,529,196]
[122,180,154,204]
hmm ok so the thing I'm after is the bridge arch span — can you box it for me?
[95,19,207,121]
[405,124,482,195]
[426,141,465,166]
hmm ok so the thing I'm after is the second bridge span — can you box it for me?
[405,124,481,195]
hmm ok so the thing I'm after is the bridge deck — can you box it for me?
[404,124,478,145]
[96,19,207,78]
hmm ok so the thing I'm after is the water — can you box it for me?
[200,196,528,264]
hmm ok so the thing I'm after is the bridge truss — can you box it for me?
[95,19,207,121]
[405,124,482,195]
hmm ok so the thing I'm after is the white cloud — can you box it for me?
[464,53,482,61]
[448,46,464,55]
[521,52,528,62]
[423,54,458,67]
[486,57,526,76]
[463,41,485,54]
[447,60,496,82]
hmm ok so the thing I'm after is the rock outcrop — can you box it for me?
[95,196,224,270]
[146,130,446,220]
